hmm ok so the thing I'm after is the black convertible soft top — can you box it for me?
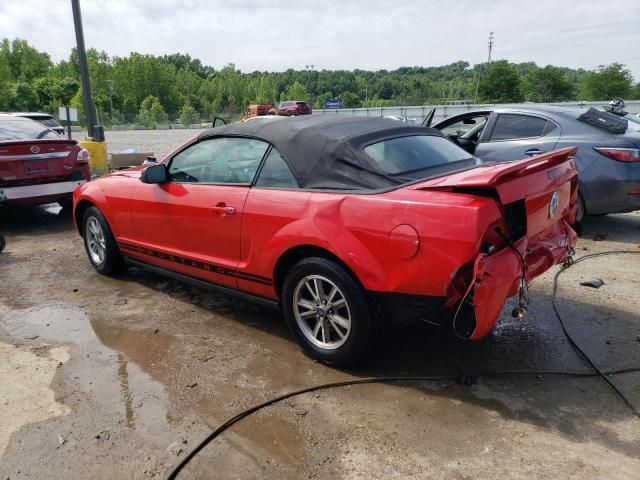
[198,116,446,190]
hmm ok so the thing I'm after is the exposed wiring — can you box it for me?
[167,250,640,479]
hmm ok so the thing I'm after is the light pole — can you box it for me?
[70,0,97,137]
[107,79,113,122]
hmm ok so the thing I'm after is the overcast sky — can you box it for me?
[2,0,639,79]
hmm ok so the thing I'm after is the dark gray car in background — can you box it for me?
[428,105,640,222]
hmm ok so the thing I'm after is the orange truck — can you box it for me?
[241,104,274,121]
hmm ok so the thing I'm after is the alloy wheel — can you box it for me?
[86,217,106,265]
[293,275,352,349]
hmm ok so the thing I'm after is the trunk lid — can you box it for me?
[0,139,78,184]
[416,147,578,240]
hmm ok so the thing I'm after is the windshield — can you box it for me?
[0,117,61,141]
[363,134,478,179]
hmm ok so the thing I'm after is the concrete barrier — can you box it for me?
[171,124,186,129]
[155,124,170,130]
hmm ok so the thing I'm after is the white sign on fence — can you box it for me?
[58,107,78,122]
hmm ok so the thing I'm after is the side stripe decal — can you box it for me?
[118,242,273,287]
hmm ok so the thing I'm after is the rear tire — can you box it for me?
[0,235,5,253]
[572,194,586,235]
[282,257,372,366]
[82,206,124,275]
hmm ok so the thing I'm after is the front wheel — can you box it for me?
[82,206,124,275]
[282,257,373,366]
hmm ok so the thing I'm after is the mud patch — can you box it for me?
[0,341,71,456]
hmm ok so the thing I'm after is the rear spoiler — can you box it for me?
[417,147,578,190]
[0,138,78,148]
[578,107,628,134]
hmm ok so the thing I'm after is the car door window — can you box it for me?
[168,137,269,184]
[490,114,555,141]
[440,115,488,138]
[255,148,298,188]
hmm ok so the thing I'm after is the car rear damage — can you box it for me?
[416,147,578,339]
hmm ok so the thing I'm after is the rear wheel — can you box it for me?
[573,194,586,235]
[576,194,586,224]
[82,206,124,275]
[282,257,372,365]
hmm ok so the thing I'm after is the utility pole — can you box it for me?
[488,32,495,64]
[107,79,113,122]
[71,0,97,138]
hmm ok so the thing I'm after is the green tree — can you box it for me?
[0,46,13,110]
[138,95,167,128]
[341,91,361,108]
[112,53,180,116]
[581,63,633,100]
[179,104,198,125]
[281,81,308,101]
[478,60,524,103]
[9,82,39,111]
[2,38,51,81]
[524,66,575,102]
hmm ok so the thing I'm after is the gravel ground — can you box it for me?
[73,129,199,159]
[1,138,639,478]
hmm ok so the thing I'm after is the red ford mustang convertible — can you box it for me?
[74,117,578,364]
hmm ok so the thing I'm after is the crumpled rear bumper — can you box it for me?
[452,223,577,340]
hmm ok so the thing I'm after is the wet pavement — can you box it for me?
[1,204,639,479]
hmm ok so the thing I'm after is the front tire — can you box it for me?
[282,257,372,366]
[82,206,124,275]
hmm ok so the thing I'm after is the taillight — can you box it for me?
[593,147,640,162]
[76,148,90,164]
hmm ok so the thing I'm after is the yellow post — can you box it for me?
[79,140,108,177]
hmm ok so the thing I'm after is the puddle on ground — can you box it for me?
[0,303,171,440]
[0,301,317,468]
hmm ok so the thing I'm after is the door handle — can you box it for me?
[525,148,545,156]
[211,203,235,218]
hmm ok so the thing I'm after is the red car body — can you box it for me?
[0,114,90,207]
[269,101,312,116]
[74,117,577,363]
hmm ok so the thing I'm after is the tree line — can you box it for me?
[1,38,639,127]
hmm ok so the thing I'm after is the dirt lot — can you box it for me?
[1,197,639,478]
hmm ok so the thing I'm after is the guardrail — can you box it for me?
[314,101,640,123]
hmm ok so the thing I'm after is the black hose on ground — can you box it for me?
[551,250,640,417]
[166,250,640,479]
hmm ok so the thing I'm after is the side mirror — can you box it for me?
[140,163,168,184]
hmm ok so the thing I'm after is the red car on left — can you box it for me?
[0,114,90,207]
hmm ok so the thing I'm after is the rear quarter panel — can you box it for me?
[239,187,501,298]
